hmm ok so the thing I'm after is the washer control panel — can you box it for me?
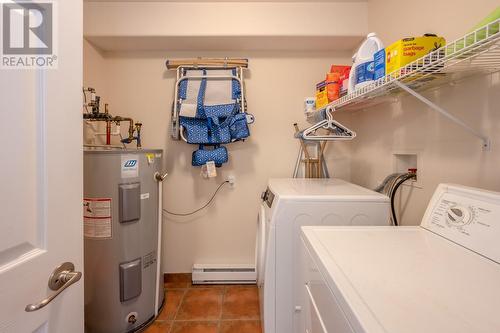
[422,184,500,263]
[432,199,489,234]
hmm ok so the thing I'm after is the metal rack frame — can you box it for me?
[170,65,247,141]
[308,19,500,150]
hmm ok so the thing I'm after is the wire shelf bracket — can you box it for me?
[393,80,491,151]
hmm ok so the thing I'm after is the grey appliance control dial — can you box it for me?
[446,206,472,227]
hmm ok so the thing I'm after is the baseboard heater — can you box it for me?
[192,264,257,284]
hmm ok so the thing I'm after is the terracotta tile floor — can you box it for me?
[144,274,262,333]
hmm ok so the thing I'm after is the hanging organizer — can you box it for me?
[167,58,254,167]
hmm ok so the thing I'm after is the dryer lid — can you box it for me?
[267,178,388,202]
[302,225,500,333]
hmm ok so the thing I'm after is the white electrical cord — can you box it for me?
[154,177,226,316]
[162,181,229,216]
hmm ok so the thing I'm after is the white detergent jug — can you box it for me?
[348,32,384,93]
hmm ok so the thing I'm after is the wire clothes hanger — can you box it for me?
[298,108,356,141]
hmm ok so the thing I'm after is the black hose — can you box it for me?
[388,174,408,200]
[390,174,415,226]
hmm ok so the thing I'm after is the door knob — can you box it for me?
[25,262,82,312]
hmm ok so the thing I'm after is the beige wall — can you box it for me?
[83,45,352,272]
[83,39,109,144]
[347,0,500,225]
[84,2,368,38]
[368,0,499,42]
[83,39,107,96]
[83,0,499,272]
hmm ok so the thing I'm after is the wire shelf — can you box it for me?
[308,19,500,118]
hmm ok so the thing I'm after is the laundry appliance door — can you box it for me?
[256,204,267,286]
[0,0,84,332]
[257,202,276,333]
[257,204,267,327]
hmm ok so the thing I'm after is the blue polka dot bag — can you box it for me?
[192,145,228,167]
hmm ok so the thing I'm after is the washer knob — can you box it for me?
[447,206,471,226]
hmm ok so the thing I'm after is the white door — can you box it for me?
[0,0,83,332]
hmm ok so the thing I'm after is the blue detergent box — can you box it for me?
[374,48,386,80]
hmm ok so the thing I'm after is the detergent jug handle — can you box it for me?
[367,32,384,49]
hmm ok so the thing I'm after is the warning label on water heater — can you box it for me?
[84,198,112,239]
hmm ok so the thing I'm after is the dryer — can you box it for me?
[256,178,390,333]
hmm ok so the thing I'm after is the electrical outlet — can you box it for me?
[227,175,236,187]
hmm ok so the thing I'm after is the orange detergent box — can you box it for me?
[385,35,446,75]
[316,76,340,109]
[316,65,351,109]
[330,65,351,96]
[330,65,351,83]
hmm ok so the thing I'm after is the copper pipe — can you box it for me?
[106,121,111,145]
[84,115,136,145]
[104,104,111,145]
[111,116,135,143]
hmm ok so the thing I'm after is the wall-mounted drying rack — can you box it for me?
[308,19,500,151]
[293,110,356,178]
[168,58,248,141]
[166,58,248,70]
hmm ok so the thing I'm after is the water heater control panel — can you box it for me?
[422,184,500,263]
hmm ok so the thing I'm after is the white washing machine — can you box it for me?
[256,178,390,333]
[300,183,500,333]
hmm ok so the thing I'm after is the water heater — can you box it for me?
[83,149,164,333]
